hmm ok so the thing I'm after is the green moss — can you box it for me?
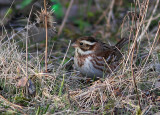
[14,93,31,106]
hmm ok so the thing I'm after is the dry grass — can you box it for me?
[0,0,160,114]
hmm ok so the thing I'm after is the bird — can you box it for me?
[72,36,129,78]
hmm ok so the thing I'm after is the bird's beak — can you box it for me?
[72,43,78,48]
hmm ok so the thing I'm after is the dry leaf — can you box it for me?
[17,77,28,87]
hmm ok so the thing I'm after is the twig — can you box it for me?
[130,33,142,111]
[137,20,160,78]
[0,95,25,114]
[94,0,102,11]
[25,5,34,96]
[144,13,160,23]
[58,0,74,36]
[107,0,115,27]
[137,0,159,42]
[94,8,109,26]
[158,21,160,44]
[26,6,34,77]
[44,0,48,72]
[123,0,151,111]
[129,9,142,111]
[1,0,15,23]
[66,84,71,108]
[56,40,71,74]
[0,0,15,45]
[103,57,114,75]
[94,0,115,26]
[122,0,150,74]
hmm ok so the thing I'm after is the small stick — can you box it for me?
[26,5,34,77]
[0,94,25,114]
[130,35,142,111]
[44,0,48,72]
[94,8,108,26]
[25,5,34,96]
[57,40,71,74]
[107,0,115,27]
[58,0,74,36]
[137,0,159,42]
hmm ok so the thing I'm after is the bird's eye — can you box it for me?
[80,42,83,46]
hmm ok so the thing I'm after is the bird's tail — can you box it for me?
[115,37,132,49]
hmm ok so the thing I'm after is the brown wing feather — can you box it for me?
[115,37,129,49]
[97,38,129,63]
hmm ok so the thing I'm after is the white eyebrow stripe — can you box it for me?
[81,40,96,45]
